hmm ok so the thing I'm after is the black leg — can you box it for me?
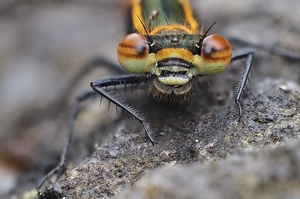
[37,58,130,191]
[231,49,254,119]
[58,58,128,108]
[90,74,157,145]
[37,61,149,192]
[38,90,96,191]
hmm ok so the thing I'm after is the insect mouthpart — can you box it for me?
[151,58,198,86]
[149,57,199,99]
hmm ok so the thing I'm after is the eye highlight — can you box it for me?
[117,33,149,74]
[198,34,232,76]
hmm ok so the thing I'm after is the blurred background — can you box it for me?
[0,0,299,198]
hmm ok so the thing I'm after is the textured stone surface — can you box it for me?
[113,141,300,199]
[39,82,300,199]
[0,0,299,199]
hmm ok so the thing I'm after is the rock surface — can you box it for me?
[113,140,300,199]
[39,82,300,199]
[0,0,299,199]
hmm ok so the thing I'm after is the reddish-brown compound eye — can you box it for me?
[117,33,149,74]
[199,34,232,76]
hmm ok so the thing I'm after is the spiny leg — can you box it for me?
[38,58,130,191]
[38,90,96,191]
[38,62,144,192]
[90,74,157,145]
[229,37,300,118]
[231,49,254,119]
[59,57,128,106]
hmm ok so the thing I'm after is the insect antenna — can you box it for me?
[197,19,219,47]
[136,15,154,44]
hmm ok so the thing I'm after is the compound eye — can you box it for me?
[117,33,149,74]
[200,34,232,76]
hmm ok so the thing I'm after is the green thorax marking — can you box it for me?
[140,0,185,26]
[149,34,203,54]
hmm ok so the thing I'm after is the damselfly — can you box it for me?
[38,0,253,191]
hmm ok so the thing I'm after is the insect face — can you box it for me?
[117,32,232,102]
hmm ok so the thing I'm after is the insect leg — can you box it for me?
[231,49,254,119]
[58,58,128,106]
[90,74,157,145]
[38,90,96,191]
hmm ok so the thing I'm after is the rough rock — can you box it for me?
[0,0,299,199]
[39,82,300,198]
